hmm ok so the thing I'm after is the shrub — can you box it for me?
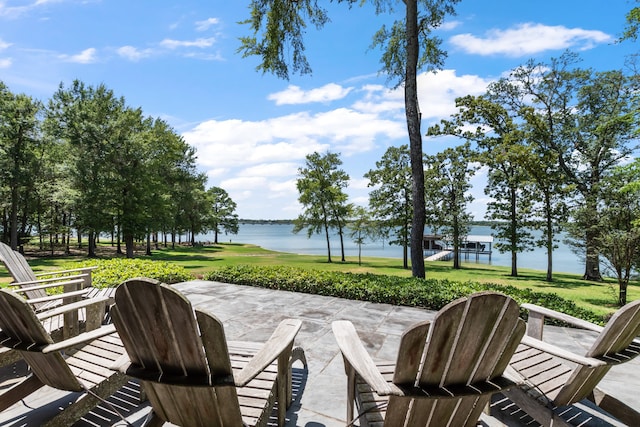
[60,258,193,289]
[204,264,605,325]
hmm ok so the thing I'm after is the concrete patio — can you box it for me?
[0,280,638,426]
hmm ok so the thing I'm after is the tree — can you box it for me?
[424,142,477,269]
[294,151,350,263]
[0,86,42,250]
[46,81,126,257]
[596,162,640,306]
[206,187,239,244]
[428,95,538,277]
[621,1,640,41]
[347,206,380,266]
[240,0,461,278]
[365,145,413,269]
[487,54,638,281]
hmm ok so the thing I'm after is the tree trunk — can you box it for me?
[10,186,18,250]
[405,0,426,278]
[619,280,628,307]
[125,233,134,258]
[583,197,602,281]
[453,215,460,269]
[146,232,152,256]
[545,197,553,282]
[88,230,96,257]
[403,223,409,269]
[510,187,518,277]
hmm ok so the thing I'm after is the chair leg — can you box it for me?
[277,351,288,426]
[502,388,573,427]
[41,374,129,427]
[0,374,44,411]
[346,366,356,425]
[588,387,640,426]
[142,410,166,427]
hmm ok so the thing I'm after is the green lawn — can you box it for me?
[4,241,638,318]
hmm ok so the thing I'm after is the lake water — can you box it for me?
[200,223,587,275]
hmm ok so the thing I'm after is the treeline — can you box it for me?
[293,54,639,306]
[0,80,239,257]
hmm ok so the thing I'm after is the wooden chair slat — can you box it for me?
[333,292,525,427]
[0,288,127,425]
[112,278,305,427]
[505,299,640,426]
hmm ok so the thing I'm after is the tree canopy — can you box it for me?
[240,0,461,278]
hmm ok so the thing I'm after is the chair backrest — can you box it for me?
[555,299,640,405]
[388,291,525,427]
[0,288,82,391]
[0,242,46,302]
[111,278,243,426]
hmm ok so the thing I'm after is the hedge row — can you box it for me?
[61,258,193,288]
[203,264,605,325]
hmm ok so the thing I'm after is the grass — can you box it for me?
[3,241,637,318]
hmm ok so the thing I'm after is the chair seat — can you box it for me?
[68,333,124,390]
[509,344,573,404]
[353,361,394,426]
[228,341,278,427]
[111,278,305,427]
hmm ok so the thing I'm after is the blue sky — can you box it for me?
[0,1,636,220]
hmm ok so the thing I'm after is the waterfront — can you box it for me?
[201,223,586,275]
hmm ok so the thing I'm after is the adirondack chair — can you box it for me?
[504,300,640,426]
[110,277,306,427]
[0,287,128,427]
[0,241,98,339]
[332,291,526,427]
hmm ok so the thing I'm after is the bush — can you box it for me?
[61,258,193,289]
[204,264,605,325]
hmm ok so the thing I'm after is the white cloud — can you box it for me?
[450,23,612,56]
[241,162,300,178]
[0,38,11,50]
[117,45,153,61]
[439,20,462,31]
[195,17,220,32]
[1,0,66,18]
[417,70,492,119]
[185,70,493,219]
[0,57,11,68]
[62,47,97,63]
[160,37,215,49]
[350,177,371,190]
[353,70,492,121]
[184,107,405,169]
[268,83,354,105]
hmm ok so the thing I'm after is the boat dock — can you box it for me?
[425,250,453,261]
[423,234,493,261]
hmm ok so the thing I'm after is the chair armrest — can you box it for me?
[111,354,131,372]
[520,335,606,368]
[233,318,302,387]
[11,278,87,292]
[34,266,96,277]
[26,288,89,305]
[36,296,109,321]
[41,324,116,354]
[332,320,403,396]
[523,303,604,340]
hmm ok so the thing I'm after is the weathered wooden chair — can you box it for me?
[504,300,640,426]
[332,291,525,427]
[110,277,306,427]
[0,287,127,426]
[0,241,100,335]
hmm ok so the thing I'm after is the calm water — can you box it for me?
[201,223,586,275]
